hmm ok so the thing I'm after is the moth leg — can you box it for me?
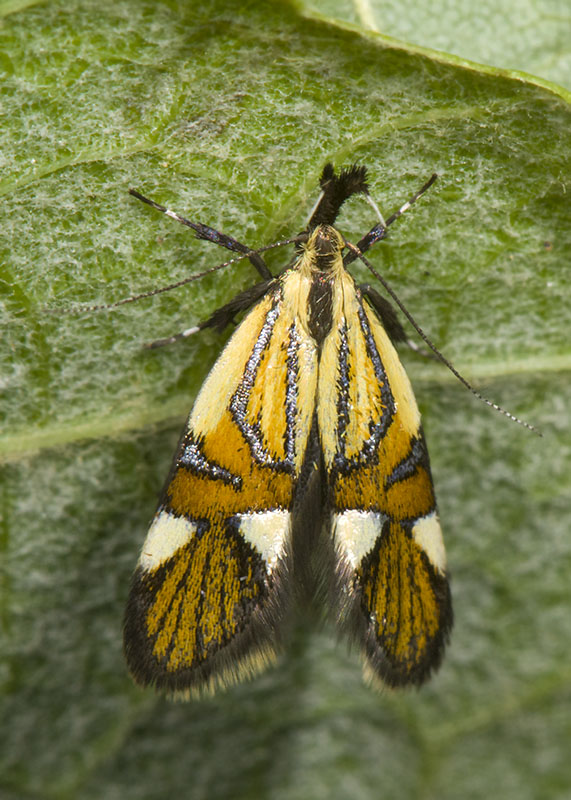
[145,279,275,349]
[359,283,435,359]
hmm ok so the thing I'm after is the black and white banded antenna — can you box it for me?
[46,189,299,315]
[344,175,540,435]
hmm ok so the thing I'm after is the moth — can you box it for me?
[123,164,453,697]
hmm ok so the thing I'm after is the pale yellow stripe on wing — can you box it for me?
[362,302,420,436]
[334,293,428,514]
[279,269,319,467]
[317,272,355,465]
[241,306,317,472]
[189,294,276,438]
[280,266,312,337]
[343,281,389,462]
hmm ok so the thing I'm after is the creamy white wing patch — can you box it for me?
[334,510,388,568]
[412,511,446,573]
[138,511,198,571]
[237,510,291,572]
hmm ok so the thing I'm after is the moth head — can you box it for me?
[304,225,345,273]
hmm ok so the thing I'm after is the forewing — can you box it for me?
[124,286,318,696]
[318,276,452,687]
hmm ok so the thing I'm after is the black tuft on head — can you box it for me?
[308,163,369,229]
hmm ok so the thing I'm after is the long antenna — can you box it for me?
[46,236,298,315]
[345,240,541,436]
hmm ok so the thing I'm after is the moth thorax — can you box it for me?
[307,225,344,273]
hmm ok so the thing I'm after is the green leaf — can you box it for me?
[296,0,571,90]
[1,2,569,799]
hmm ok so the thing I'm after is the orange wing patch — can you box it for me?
[358,520,451,686]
